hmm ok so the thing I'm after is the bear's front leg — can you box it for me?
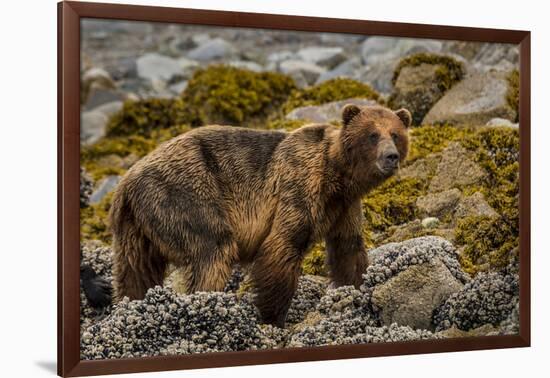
[325,200,369,288]
[251,227,309,328]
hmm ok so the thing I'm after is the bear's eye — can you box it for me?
[391,132,399,142]
[369,132,380,144]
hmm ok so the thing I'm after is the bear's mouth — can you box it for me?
[375,162,399,176]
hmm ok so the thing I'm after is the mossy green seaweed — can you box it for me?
[181,65,296,126]
[391,53,465,92]
[281,78,380,114]
[106,98,190,137]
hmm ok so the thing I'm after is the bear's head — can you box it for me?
[340,104,411,185]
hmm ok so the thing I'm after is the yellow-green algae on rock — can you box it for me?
[281,78,380,114]
[181,65,296,126]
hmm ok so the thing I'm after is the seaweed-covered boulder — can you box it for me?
[362,237,468,330]
[285,98,377,123]
[428,142,485,192]
[423,70,517,125]
[388,53,465,125]
[282,77,380,114]
[181,65,296,126]
[106,98,190,137]
[81,101,124,144]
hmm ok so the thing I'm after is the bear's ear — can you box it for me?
[394,108,412,128]
[342,104,361,126]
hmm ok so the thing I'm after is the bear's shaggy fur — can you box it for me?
[109,105,411,327]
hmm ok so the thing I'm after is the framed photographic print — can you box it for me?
[58,1,531,376]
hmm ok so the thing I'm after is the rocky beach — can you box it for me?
[79,19,520,359]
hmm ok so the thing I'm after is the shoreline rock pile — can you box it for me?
[80,237,519,360]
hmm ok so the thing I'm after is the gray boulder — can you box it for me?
[136,53,182,81]
[363,237,469,331]
[486,117,518,128]
[416,188,463,218]
[89,175,121,204]
[187,38,235,61]
[361,37,442,66]
[423,70,517,125]
[297,47,346,69]
[370,259,464,330]
[316,57,361,84]
[286,98,377,123]
[279,60,326,86]
[428,142,485,192]
[80,101,123,145]
[227,60,264,72]
[453,192,498,220]
[388,56,464,125]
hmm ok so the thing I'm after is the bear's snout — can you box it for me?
[376,141,400,174]
[383,151,399,168]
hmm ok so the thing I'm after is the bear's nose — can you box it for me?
[384,152,399,166]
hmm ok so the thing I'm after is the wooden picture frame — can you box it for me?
[58,1,531,376]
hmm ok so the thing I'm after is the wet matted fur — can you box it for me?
[109,105,411,327]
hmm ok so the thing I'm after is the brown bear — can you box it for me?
[109,104,411,327]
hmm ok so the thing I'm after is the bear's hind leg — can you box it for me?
[112,234,167,301]
[178,238,238,293]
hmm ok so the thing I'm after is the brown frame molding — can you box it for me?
[58,1,531,376]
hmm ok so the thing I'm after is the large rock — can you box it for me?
[428,142,485,192]
[363,237,469,331]
[423,70,517,125]
[279,60,326,86]
[285,98,377,123]
[433,266,519,331]
[136,53,183,81]
[297,47,346,69]
[416,188,462,218]
[388,55,464,125]
[315,57,361,84]
[80,101,123,145]
[361,37,442,66]
[187,38,235,61]
[453,191,498,219]
[84,87,125,111]
[89,175,121,204]
[227,60,264,72]
[371,259,464,330]
[81,67,117,106]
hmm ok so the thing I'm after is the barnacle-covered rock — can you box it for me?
[433,264,519,332]
[80,287,288,360]
[361,237,469,330]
